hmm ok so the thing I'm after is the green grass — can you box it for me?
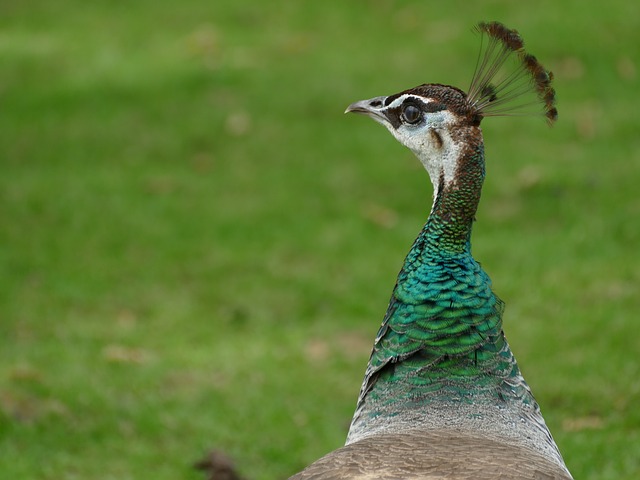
[1,1,639,478]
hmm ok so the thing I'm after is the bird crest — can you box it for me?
[467,22,557,124]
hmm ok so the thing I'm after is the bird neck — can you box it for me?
[422,141,485,256]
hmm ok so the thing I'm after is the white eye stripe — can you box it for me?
[385,94,435,110]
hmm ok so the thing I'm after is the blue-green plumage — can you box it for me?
[350,154,534,424]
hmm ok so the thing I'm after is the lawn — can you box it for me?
[1,1,639,479]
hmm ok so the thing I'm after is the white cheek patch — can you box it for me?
[388,110,462,194]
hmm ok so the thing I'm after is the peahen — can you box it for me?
[290,22,572,479]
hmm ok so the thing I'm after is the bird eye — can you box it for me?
[401,104,422,124]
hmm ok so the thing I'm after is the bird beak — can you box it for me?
[345,96,390,125]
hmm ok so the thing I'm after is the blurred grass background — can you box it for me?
[1,0,639,478]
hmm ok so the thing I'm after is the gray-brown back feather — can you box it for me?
[290,431,572,480]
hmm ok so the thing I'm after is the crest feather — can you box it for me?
[467,22,557,124]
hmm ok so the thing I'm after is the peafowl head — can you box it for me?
[346,22,557,191]
[346,84,478,189]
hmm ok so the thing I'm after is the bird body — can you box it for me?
[290,22,571,479]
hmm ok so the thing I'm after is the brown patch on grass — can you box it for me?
[562,415,605,432]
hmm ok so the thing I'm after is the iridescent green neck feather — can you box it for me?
[423,142,484,255]
[347,140,541,444]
